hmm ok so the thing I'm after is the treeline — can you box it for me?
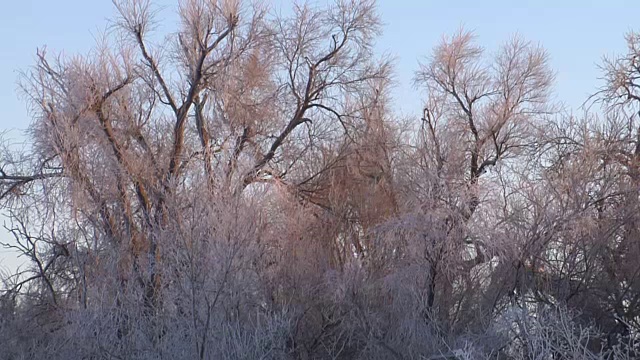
[1,1,640,359]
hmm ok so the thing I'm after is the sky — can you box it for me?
[1,0,639,271]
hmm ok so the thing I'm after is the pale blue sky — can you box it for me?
[2,0,640,130]
[1,0,639,269]
[379,1,640,113]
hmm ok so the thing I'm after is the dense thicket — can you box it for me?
[2,1,640,359]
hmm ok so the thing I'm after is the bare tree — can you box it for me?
[4,2,640,359]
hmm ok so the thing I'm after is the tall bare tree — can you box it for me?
[2,2,640,359]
